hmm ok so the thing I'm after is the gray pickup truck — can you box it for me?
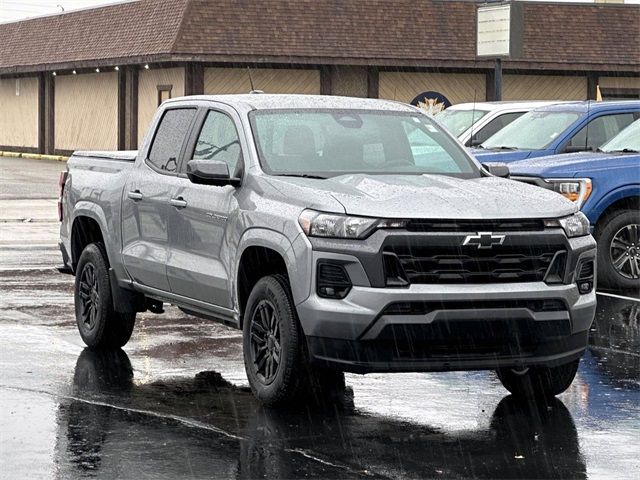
[59,94,597,405]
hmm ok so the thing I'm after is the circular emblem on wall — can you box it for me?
[410,91,452,115]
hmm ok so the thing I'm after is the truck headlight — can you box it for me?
[544,178,592,207]
[545,212,590,238]
[298,210,407,239]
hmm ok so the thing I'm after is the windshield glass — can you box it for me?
[599,118,640,153]
[249,109,480,178]
[436,109,489,137]
[481,110,581,150]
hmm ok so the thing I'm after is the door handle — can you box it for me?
[170,197,188,209]
[128,190,143,201]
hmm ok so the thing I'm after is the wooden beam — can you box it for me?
[367,67,379,98]
[125,67,139,149]
[185,63,204,96]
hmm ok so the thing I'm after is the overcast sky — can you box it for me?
[1,0,639,23]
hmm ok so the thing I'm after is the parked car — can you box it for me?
[436,101,561,147]
[473,101,640,163]
[58,94,596,406]
[510,118,640,290]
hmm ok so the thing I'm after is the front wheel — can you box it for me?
[74,243,136,348]
[497,359,580,399]
[595,209,640,290]
[242,275,344,406]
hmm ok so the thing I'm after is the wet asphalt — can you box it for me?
[0,157,639,479]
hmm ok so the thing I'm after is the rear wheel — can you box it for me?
[497,359,580,399]
[74,243,135,348]
[242,274,344,406]
[595,209,640,290]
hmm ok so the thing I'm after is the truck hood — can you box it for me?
[269,174,576,219]
[471,149,535,163]
[509,151,640,177]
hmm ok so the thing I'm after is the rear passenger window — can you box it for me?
[148,108,196,172]
[567,113,636,151]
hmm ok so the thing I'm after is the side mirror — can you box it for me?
[469,135,482,147]
[482,162,510,178]
[186,160,240,186]
[564,145,593,153]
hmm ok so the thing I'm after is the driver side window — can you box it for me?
[192,110,242,175]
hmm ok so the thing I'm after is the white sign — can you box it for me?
[477,4,511,57]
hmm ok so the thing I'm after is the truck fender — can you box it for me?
[589,184,640,225]
[70,201,123,276]
[233,228,311,308]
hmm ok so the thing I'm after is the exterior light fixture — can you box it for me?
[95,68,100,73]
[114,66,119,71]
[52,71,57,76]
[72,70,77,74]
[144,64,150,70]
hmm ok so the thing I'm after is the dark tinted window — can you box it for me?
[191,110,242,175]
[567,113,636,150]
[470,112,523,146]
[148,108,196,172]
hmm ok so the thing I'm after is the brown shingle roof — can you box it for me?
[0,0,638,74]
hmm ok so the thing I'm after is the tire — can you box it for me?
[74,242,136,348]
[595,209,640,291]
[496,359,580,399]
[242,274,345,406]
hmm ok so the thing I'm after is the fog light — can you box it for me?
[317,261,352,299]
[578,281,593,294]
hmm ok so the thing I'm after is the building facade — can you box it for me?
[0,0,638,155]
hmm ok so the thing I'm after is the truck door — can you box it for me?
[166,107,242,308]
[121,107,197,291]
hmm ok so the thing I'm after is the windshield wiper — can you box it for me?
[489,146,517,151]
[277,173,328,179]
[604,148,639,154]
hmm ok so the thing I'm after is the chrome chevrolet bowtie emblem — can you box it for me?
[462,232,506,249]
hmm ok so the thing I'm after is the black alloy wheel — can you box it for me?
[250,299,282,384]
[78,262,101,332]
[610,223,640,280]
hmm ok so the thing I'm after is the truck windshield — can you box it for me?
[481,110,581,150]
[599,119,640,153]
[436,108,489,137]
[249,109,480,178]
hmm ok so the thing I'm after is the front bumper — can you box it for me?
[296,230,597,373]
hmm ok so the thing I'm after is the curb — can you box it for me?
[0,151,68,162]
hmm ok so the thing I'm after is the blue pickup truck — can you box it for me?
[510,119,640,291]
[473,101,640,164]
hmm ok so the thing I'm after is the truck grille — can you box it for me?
[383,245,566,285]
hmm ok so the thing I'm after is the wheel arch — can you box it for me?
[592,188,640,233]
[70,206,109,271]
[234,228,307,327]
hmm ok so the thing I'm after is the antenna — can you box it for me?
[469,89,478,147]
[247,67,255,92]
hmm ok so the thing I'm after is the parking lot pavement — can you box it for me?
[1,159,639,479]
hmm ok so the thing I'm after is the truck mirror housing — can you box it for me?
[482,162,510,178]
[186,160,240,186]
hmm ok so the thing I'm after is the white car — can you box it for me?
[436,101,564,147]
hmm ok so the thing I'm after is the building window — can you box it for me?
[157,84,173,106]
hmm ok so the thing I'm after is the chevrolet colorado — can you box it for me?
[59,94,597,405]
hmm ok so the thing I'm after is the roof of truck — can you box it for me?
[167,94,418,112]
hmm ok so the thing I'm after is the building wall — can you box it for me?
[204,68,320,95]
[599,76,640,89]
[503,75,587,101]
[330,66,368,97]
[138,67,185,145]
[379,72,486,104]
[55,72,118,151]
[0,77,39,149]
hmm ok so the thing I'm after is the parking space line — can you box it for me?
[596,291,640,303]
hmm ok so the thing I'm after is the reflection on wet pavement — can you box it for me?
[1,255,639,478]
